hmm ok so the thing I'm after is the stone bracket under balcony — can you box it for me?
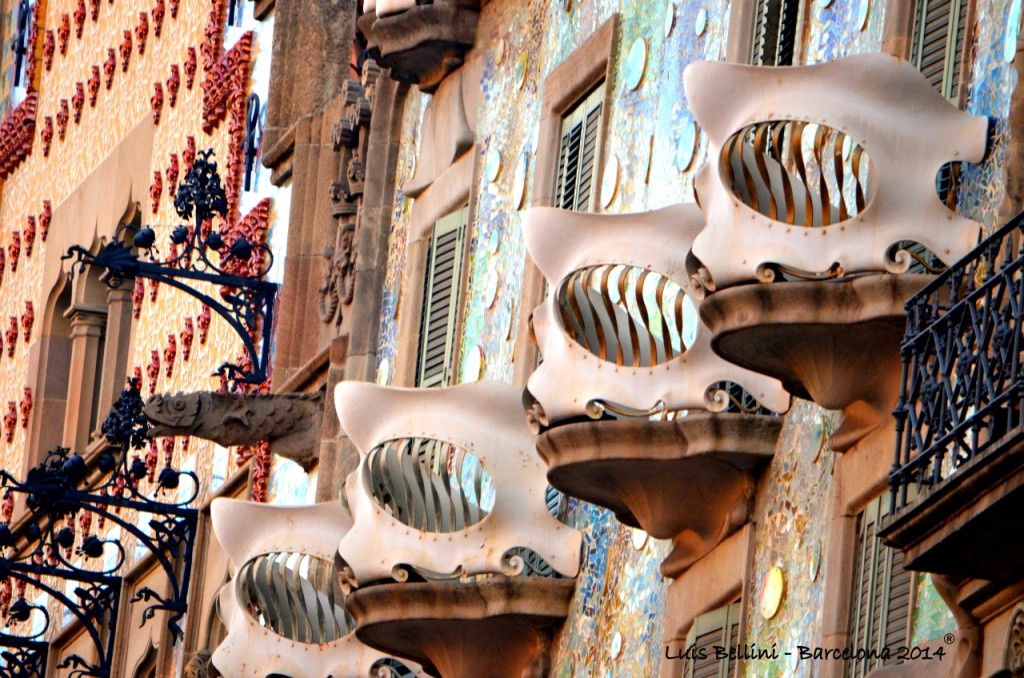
[358,2,480,92]
[536,413,782,578]
[880,431,1024,582]
[347,577,575,678]
[700,274,932,451]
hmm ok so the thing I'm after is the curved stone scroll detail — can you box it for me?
[334,381,583,586]
[523,204,790,430]
[144,391,322,470]
[684,53,988,291]
[210,500,424,677]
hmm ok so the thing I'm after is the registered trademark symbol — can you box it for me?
[943,633,956,645]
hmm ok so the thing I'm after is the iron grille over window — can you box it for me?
[416,206,468,388]
[554,84,605,212]
[751,0,799,66]
[846,497,912,678]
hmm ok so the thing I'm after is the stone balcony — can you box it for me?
[333,380,581,677]
[209,499,423,676]
[880,214,1024,582]
[683,53,989,451]
[358,0,481,92]
[522,204,789,577]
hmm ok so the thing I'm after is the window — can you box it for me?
[554,83,605,212]
[846,496,912,678]
[415,206,468,388]
[680,601,742,678]
[911,0,969,103]
[751,0,799,66]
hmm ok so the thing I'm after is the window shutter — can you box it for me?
[752,0,800,66]
[846,497,912,678]
[554,84,605,213]
[682,602,742,678]
[911,0,969,102]
[416,207,468,388]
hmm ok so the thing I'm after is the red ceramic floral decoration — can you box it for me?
[104,48,116,88]
[120,30,132,73]
[23,216,35,257]
[164,334,176,377]
[136,12,149,56]
[151,82,163,125]
[56,99,69,141]
[21,301,33,343]
[150,170,162,214]
[43,30,55,70]
[72,82,85,123]
[152,0,165,38]
[197,304,211,344]
[180,317,194,360]
[73,0,86,39]
[19,388,31,428]
[8,233,19,273]
[3,403,16,443]
[166,153,179,197]
[88,66,100,106]
[58,14,70,56]
[167,64,180,107]
[38,201,51,244]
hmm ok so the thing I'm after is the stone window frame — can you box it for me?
[511,13,620,386]
[663,524,754,678]
[819,432,922,678]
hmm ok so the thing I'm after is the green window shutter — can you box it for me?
[682,602,742,678]
[554,84,605,213]
[911,0,969,103]
[846,497,913,678]
[751,0,800,66]
[416,206,468,388]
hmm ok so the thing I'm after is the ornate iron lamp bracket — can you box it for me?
[62,149,278,387]
[0,381,199,677]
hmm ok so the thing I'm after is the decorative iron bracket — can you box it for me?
[0,381,199,677]
[62,149,277,386]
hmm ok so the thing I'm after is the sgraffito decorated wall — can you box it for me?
[0,0,302,659]
[371,0,1020,674]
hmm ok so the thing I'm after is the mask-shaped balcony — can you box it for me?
[334,381,581,678]
[358,0,480,92]
[523,204,789,578]
[209,499,423,677]
[684,54,989,451]
[880,214,1024,582]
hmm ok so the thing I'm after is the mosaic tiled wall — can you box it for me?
[370,0,1023,673]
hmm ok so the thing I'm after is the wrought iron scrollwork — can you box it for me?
[63,150,278,386]
[0,380,199,676]
[890,210,1024,513]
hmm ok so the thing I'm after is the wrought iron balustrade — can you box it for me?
[890,210,1024,513]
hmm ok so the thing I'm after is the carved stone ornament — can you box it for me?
[210,500,424,677]
[360,1,481,92]
[143,391,323,470]
[683,53,988,293]
[317,224,356,327]
[334,380,583,587]
[523,204,790,431]
[1007,606,1024,675]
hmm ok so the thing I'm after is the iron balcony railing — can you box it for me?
[890,210,1024,513]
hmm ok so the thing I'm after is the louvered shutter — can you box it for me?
[554,84,605,212]
[416,207,468,388]
[846,497,913,678]
[911,0,969,102]
[751,0,799,66]
[682,602,742,678]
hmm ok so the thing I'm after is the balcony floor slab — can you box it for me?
[699,274,932,451]
[536,413,781,577]
[347,576,574,678]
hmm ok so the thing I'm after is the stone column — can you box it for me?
[61,310,106,452]
[95,285,134,422]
